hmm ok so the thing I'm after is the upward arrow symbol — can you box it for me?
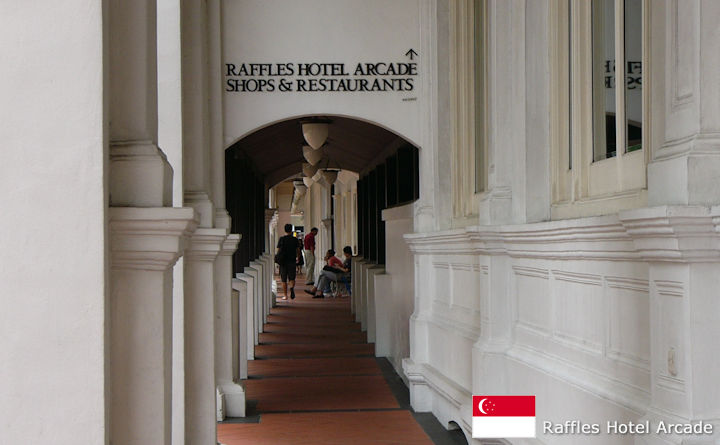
[405,49,418,60]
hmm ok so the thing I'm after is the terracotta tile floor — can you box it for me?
[218,411,433,445]
[218,275,434,444]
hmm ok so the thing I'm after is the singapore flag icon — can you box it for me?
[472,395,536,438]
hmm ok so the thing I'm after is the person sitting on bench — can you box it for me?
[305,248,348,298]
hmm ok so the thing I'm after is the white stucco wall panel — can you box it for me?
[221,0,423,147]
[404,215,679,443]
[481,352,641,445]
[0,2,107,444]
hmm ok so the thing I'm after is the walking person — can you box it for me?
[276,223,301,300]
[303,227,318,285]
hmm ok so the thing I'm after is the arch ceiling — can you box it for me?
[226,116,405,185]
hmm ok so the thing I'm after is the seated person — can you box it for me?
[305,248,348,298]
[341,245,352,273]
[337,246,353,296]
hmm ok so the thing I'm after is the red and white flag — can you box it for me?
[472,395,536,438]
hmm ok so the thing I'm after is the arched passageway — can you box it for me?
[218,116,452,442]
[224,115,419,277]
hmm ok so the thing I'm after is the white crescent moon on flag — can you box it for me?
[478,398,488,414]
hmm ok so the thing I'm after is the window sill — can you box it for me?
[551,189,648,220]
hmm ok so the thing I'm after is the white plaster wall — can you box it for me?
[0,2,107,443]
[221,0,423,146]
[405,217,657,442]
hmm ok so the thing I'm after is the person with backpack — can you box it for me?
[276,223,301,300]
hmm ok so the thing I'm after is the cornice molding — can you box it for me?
[185,228,228,261]
[110,207,198,271]
[620,206,720,262]
[219,233,241,256]
[404,206,720,262]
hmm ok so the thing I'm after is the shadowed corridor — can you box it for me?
[217,275,465,444]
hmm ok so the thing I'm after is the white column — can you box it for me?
[110,208,197,445]
[109,0,171,208]
[244,265,262,339]
[108,1,191,444]
[183,228,226,445]
[267,209,279,306]
[231,279,250,379]
[249,260,266,323]
[208,0,231,231]
[260,253,274,317]
[215,234,245,417]
[236,273,257,358]
[181,0,215,228]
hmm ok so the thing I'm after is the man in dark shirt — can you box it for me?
[276,223,301,300]
[303,227,318,285]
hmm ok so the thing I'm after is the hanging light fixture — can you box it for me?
[302,162,319,178]
[321,169,339,185]
[302,120,330,150]
[315,153,341,186]
[302,145,323,166]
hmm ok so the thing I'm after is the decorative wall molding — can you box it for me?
[506,344,650,415]
[657,373,686,394]
[110,207,197,271]
[669,0,695,110]
[654,280,684,298]
[620,206,720,262]
[551,270,602,286]
[429,310,482,342]
[512,265,549,279]
[404,359,471,410]
[606,276,650,292]
[406,206,720,263]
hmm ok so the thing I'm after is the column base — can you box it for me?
[184,191,216,228]
[110,141,173,207]
[217,381,246,418]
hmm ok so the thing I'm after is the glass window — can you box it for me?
[624,0,642,153]
[592,0,617,161]
[592,0,642,161]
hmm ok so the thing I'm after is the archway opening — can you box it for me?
[224,115,419,275]
[219,114,425,442]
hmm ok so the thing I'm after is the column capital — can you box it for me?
[264,208,278,224]
[110,207,197,271]
[219,233,241,257]
[185,227,227,261]
[620,205,720,263]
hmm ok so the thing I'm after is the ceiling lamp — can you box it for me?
[302,121,329,150]
[302,176,314,188]
[302,145,323,166]
[293,181,307,196]
[321,169,339,185]
[302,162,319,178]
